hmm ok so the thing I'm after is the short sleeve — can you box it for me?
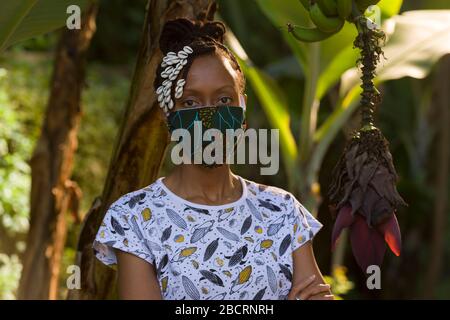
[290,197,323,252]
[93,196,157,269]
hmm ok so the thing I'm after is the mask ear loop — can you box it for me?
[239,94,246,112]
[239,93,247,130]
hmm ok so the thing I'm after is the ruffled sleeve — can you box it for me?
[93,195,157,269]
[290,197,323,252]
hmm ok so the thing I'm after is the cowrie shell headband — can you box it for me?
[156,45,193,116]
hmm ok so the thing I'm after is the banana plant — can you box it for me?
[227,0,450,272]
[287,0,407,273]
[0,0,89,53]
[317,9,450,272]
[239,0,403,209]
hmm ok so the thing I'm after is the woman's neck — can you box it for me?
[163,164,243,206]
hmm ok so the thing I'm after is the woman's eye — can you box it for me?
[218,97,232,105]
[183,99,199,108]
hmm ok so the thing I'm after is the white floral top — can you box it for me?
[93,176,323,300]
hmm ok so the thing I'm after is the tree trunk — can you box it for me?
[67,0,217,300]
[18,4,98,300]
[423,55,450,298]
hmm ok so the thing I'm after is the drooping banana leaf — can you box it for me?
[226,31,298,172]
[0,0,89,52]
[256,0,403,100]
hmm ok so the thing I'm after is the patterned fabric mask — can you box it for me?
[167,105,245,167]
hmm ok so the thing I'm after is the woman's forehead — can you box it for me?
[183,53,240,91]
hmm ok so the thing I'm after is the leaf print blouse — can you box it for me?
[93,175,323,300]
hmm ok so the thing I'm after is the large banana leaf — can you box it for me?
[228,0,404,179]
[340,10,450,94]
[0,0,89,52]
[256,0,403,100]
[313,10,450,178]
[226,32,298,171]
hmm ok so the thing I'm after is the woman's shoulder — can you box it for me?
[242,177,296,209]
[107,178,165,214]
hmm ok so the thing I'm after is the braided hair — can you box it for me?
[154,18,246,113]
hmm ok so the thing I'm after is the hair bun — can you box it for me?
[159,18,226,53]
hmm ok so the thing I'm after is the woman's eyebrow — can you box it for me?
[182,85,236,95]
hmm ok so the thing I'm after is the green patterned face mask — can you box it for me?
[167,105,246,167]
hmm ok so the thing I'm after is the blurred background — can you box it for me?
[0,0,449,299]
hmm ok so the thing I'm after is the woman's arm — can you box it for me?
[115,249,163,300]
[289,241,334,300]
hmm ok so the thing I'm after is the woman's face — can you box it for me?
[174,52,243,111]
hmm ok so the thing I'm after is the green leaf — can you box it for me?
[315,38,359,100]
[340,10,450,95]
[0,0,89,52]
[225,31,297,170]
[377,0,403,19]
[241,63,298,170]
[257,0,403,98]
[315,0,404,100]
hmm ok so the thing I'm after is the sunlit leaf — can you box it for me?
[226,31,297,170]
[316,0,403,99]
[340,10,450,96]
[0,0,89,52]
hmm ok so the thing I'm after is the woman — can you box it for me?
[93,18,333,300]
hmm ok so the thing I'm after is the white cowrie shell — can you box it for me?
[182,59,188,66]
[183,46,193,54]
[164,95,171,103]
[158,94,164,102]
[156,86,164,95]
[164,81,172,88]
[161,72,168,78]
[177,79,186,85]
[178,51,188,59]
[163,86,171,96]
[169,73,177,81]
[168,99,174,109]
[162,79,170,86]
[163,57,176,64]
[165,66,174,74]
[166,51,176,57]
[175,90,183,99]
[161,61,167,68]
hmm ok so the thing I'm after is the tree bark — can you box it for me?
[423,55,450,298]
[18,4,98,300]
[67,0,217,300]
